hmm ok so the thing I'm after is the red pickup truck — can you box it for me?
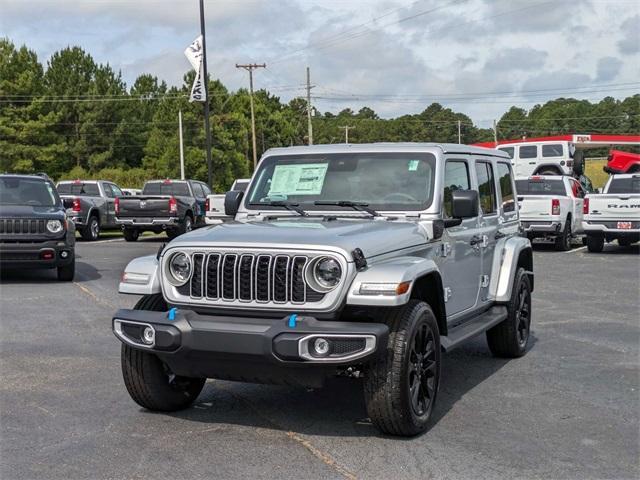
[603,150,640,174]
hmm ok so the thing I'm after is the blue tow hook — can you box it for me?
[288,314,298,328]
[167,307,178,321]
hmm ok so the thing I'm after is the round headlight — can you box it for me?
[46,220,63,234]
[168,252,192,285]
[313,257,342,290]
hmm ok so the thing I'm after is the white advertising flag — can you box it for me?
[184,36,206,102]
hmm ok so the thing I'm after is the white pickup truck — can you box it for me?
[204,178,250,225]
[582,174,640,252]
[516,175,586,251]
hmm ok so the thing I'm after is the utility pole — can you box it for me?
[306,66,314,145]
[493,119,498,146]
[457,120,461,144]
[199,0,213,188]
[236,63,266,169]
[339,125,355,144]
[178,110,185,180]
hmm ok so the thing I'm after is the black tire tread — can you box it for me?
[486,268,531,358]
[123,228,139,242]
[81,215,99,241]
[586,235,604,253]
[121,294,205,412]
[555,219,571,251]
[57,258,75,281]
[364,300,440,436]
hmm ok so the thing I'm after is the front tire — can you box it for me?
[586,235,604,253]
[121,294,205,411]
[486,267,532,358]
[364,300,441,436]
[57,257,75,281]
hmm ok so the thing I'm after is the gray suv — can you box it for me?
[113,143,533,436]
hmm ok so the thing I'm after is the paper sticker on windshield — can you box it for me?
[408,160,419,171]
[269,163,328,196]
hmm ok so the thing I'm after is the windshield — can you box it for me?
[143,182,190,196]
[516,179,566,196]
[57,182,100,196]
[246,153,436,212]
[0,177,59,206]
[608,177,640,194]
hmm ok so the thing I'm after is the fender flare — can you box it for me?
[532,163,563,175]
[346,256,440,307]
[118,255,162,295]
[489,236,534,303]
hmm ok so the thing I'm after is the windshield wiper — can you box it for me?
[314,200,379,217]
[249,201,307,216]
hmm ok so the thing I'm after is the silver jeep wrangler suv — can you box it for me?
[113,143,533,436]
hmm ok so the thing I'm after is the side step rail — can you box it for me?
[440,306,508,352]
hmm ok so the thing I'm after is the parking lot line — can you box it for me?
[565,245,587,253]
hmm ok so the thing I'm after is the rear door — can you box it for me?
[567,177,585,232]
[517,145,538,177]
[474,160,500,303]
[440,157,483,317]
[102,182,117,226]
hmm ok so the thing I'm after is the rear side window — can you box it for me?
[143,182,190,196]
[475,162,497,215]
[515,179,567,196]
[57,182,100,196]
[496,163,515,213]
[608,177,640,194]
[443,160,470,218]
[192,183,205,199]
[542,144,563,157]
[519,146,537,159]
[498,147,514,159]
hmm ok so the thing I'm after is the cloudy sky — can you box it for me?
[2,0,639,126]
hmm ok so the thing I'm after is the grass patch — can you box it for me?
[585,158,608,189]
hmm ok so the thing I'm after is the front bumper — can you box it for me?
[0,239,74,268]
[116,217,179,227]
[521,220,562,235]
[112,308,388,386]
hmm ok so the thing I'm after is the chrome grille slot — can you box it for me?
[190,253,204,298]
[238,255,254,301]
[205,254,221,299]
[222,254,238,300]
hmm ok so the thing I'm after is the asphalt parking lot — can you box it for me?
[1,237,638,480]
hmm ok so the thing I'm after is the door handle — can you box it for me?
[495,230,506,240]
[469,235,482,246]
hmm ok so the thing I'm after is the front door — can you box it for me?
[440,158,483,316]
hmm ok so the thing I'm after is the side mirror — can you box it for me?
[451,189,479,219]
[224,190,244,217]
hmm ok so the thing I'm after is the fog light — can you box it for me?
[142,326,155,345]
[60,250,69,259]
[313,337,330,356]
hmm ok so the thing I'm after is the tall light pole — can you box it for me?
[339,125,355,144]
[236,63,266,170]
[306,66,314,145]
[199,0,213,187]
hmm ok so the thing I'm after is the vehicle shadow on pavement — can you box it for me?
[167,334,537,438]
[0,259,101,283]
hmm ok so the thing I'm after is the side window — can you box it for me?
[475,162,497,215]
[200,183,211,196]
[519,145,537,159]
[443,160,471,218]
[498,147,514,159]
[496,162,516,213]
[103,183,114,198]
[110,184,123,197]
[542,144,563,157]
[192,183,205,199]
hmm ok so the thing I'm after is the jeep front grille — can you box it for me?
[0,218,46,235]
[183,253,325,304]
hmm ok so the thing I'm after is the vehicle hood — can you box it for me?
[169,217,429,259]
[0,205,65,219]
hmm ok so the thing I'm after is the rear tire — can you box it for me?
[57,257,75,281]
[555,221,572,251]
[81,215,99,241]
[487,267,532,358]
[167,216,192,240]
[618,238,632,247]
[586,235,604,253]
[364,300,441,436]
[123,228,139,242]
[121,294,205,412]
